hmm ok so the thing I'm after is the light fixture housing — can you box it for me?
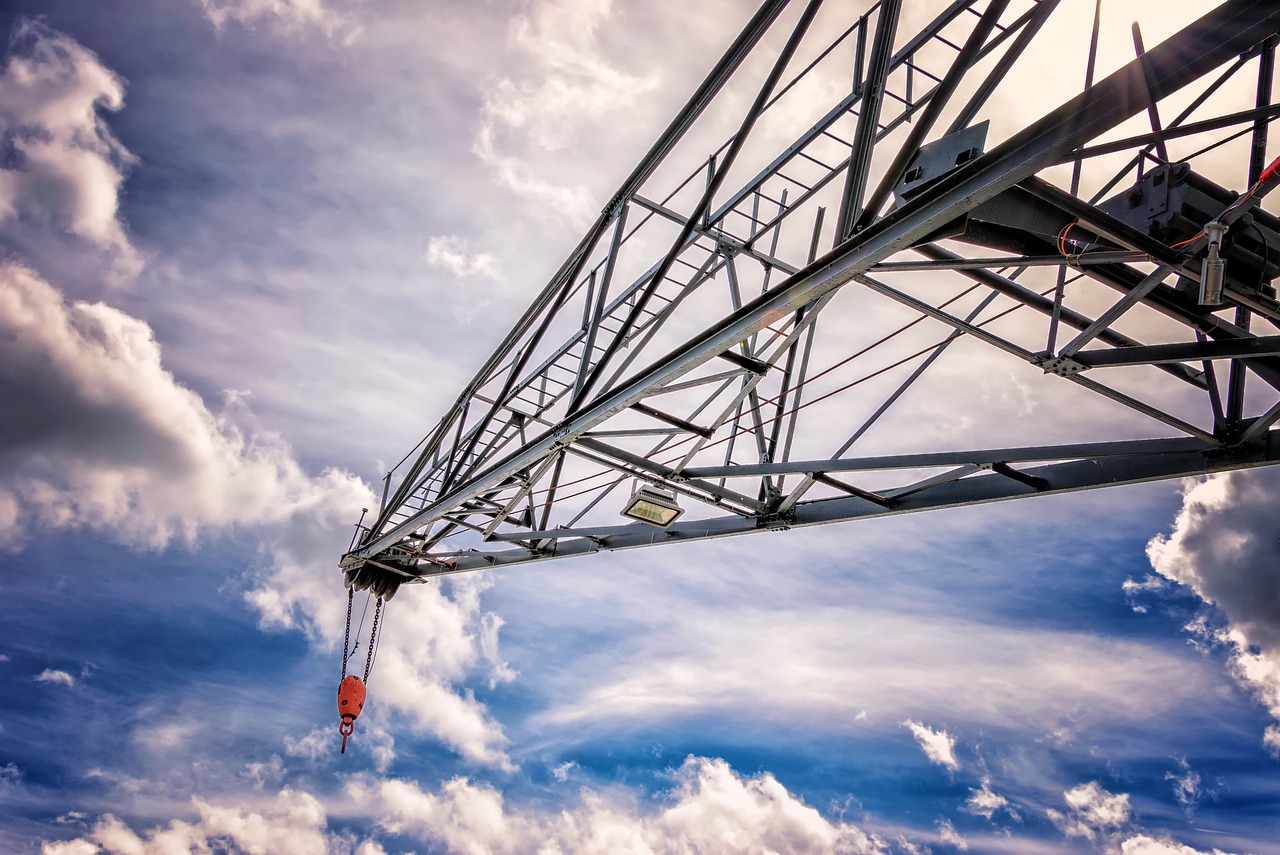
[620,484,684,528]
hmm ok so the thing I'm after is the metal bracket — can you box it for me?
[1035,353,1088,376]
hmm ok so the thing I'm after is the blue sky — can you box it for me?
[3,0,1280,852]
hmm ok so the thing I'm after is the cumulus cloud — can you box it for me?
[0,261,514,766]
[902,720,958,771]
[1147,470,1280,745]
[1046,781,1131,843]
[0,21,140,276]
[42,789,335,855]
[356,755,887,854]
[46,756,887,854]
[1265,724,1280,758]
[0,261,363,547]
[474,0,659,227]
[963,777,1013,821]
[425,235,501,280]
[1118,834,1240,855]
[35,668,76,687]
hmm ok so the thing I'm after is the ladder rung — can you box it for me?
[775,172,812,191]
[796,150,833,171]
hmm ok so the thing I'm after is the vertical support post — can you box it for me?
[835,0,903,243]
[855,0,1011,234]
[1226,35,1277,430]
[575,206,629,399]
[1131,23,1170,165]
[1047,0,1102,354]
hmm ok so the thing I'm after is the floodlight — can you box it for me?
[620,484,684,528]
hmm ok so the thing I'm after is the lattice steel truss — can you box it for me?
[342,0,1280,590]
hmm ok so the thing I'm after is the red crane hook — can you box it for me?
[337,674,366,753]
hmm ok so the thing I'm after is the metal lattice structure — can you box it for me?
[342,0,1280,591]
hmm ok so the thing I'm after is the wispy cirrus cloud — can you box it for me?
[535,587,1219,740]
[197,0,360,42]
[424,234,501,281]
[473,0,659,228]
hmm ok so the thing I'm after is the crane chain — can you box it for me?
[364,596,383,683]
[341,586,353,680]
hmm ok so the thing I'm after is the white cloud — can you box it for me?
[0,261,513,767]
[0,762,20,792]
[42,789,336,855]
[1118,834,1240,855]
[903,720,958,771]
[425,235,501,280]
[1148,470,1280,741]
[0,21,140,276]
[538,589,1213,742]
[1265,724,1280,758]
[894,836,928,855]
[47,756,888,854]
[937,818,967,850]
[1122,576,1167,595]
[963,777,1013,821]
[242,754,285,791]
[474,0,659,227]
[0,261,364,548]
[478,611,517,689]
[35,668,76,687]
[198,0,359,42]
[283,726,330,762]
[354,754,887,854]
[1046,781,1131,843]
[1122,575,1169,613]
[1165,758,1212,817]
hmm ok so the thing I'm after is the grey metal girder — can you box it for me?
[412,431,1280,575]
[343,0,1280,578]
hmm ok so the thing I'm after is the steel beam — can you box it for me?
[347,0,1280,565]
[410,431,1280,575]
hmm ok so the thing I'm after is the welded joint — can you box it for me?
[718,350,771,374]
